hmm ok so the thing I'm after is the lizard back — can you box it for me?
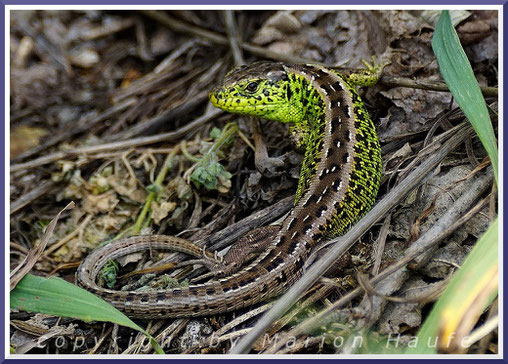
[77,62,382,318]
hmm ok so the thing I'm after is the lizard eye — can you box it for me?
[246,81,259,92]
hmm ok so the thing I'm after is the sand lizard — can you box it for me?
[77,61,383,318]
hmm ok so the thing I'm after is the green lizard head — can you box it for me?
[210,62,304,124]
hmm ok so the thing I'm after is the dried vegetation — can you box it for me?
[10,10,498,354]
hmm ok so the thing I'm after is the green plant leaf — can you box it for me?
[409,11,500,354]
[432,10,498,183]
[11,274,164,354]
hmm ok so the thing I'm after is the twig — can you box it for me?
[223,10,245,65]
[268,186,492,354]
[380,75,497,97]
[141,10,318,65]
[11,97,138,163]
[10,201,75,290]
[81,17,136,40]
[466,316,498,348]
[230,122,473,353]
[10,180,56,214]
[10,108,223,173]
[108,91,209,141]
[132,147,180,234]
[371,214,391,276]
[43,214,93,257]
[142,10,500,98]
[200,196,293,252]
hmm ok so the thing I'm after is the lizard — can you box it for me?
[76,60,383,318]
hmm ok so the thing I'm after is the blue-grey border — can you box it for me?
[1,2,505,362]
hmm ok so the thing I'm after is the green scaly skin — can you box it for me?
[76,61,385,320]
[210,61,383,236]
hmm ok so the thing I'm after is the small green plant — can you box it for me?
[184,123,237,192]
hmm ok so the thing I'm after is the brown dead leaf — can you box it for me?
[107,175,147,203]
[83,190,119,214]
[94,214,130,231]
[457,18,491,45]
[120,68,142,88]
[10,125,48,158]
[380,87,454,131]
[151,201,177,224]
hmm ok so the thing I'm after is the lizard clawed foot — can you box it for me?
[361,55,390,74]
[187,245,238,283]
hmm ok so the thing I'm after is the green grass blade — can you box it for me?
[408,10,500,354]
[11,274,164,354]
[432,10,498,183]
[405,218,498,353]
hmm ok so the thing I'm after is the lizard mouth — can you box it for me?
[208,91,221,107]
[209,91,281,116]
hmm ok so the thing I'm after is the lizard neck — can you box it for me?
[79,62,383,319]
[279,64,359,245]
[248,64,371,285]
[206,62,382,308]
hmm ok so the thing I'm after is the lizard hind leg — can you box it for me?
[189,225,281,283]
[222,225,281,274]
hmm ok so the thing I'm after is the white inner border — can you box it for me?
[4,4,503,360]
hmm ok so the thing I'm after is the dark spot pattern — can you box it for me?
[333,81,344,91]
[125,292,136,302]
[303,194,319,207]
[317,68,329,77]
[329,163,341,172]
[286,86,293,101]
[332,98,342,108]
[330,117,341,134]
[342,153,350,164]
[320,83,332,94]
[280,270,288,282]
[343,106,352,118]
[319,169,327,180]
[265,256,284,271]
[302,224,313,235]
[156,292,166,302]
[316,205,328,217]
[294,257,305,270]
